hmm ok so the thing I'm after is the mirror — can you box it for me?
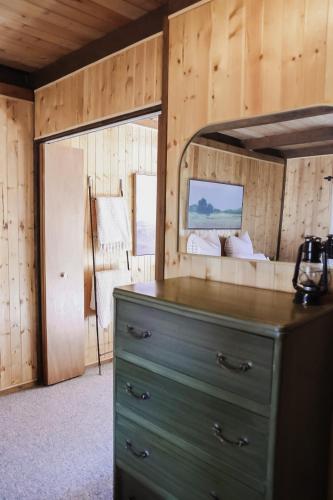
[178,109,333,264]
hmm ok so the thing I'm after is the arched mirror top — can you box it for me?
[177,106,333,265]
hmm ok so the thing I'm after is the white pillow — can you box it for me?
[187,233,221,256]
[239,231,253,253]
[224,232,254,258]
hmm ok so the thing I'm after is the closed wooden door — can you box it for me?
[40,142,85,385]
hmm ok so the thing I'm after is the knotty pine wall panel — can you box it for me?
[0,95,36,391]
[165,0,333,292]
[62,122,157,366]
[35,35,162,139]
[280,155,333,262]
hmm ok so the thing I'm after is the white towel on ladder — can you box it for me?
[90,270,132,329]
[95,196,131,253]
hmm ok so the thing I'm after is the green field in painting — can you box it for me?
[188,212,242,229]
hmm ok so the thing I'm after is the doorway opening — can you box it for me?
[41,115,159,379]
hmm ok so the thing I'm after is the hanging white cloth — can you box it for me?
[95,196,131,253]
[90,269,132,329]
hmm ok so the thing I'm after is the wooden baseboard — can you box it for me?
[85,356,113,369]
[0,380,38,397]
[0,358,113,395]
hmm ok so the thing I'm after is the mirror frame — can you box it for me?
[177,105,333,263]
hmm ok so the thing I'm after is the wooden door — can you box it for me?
[40,142,85,385]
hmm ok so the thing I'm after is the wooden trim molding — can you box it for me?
[0,82,34,102]
[155,17,170,281]
[34,105,161,144]
[0,380,37,396]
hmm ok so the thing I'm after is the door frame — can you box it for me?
[34,104,164,384]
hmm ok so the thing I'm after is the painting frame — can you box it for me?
[133,173,157,256]
[186,178,244,230]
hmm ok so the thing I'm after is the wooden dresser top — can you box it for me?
[114,277,333,333]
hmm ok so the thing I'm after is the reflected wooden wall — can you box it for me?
[179,142,285,258]
[62,121,158,366]
[0,95,36,392]
[280,155,333,262]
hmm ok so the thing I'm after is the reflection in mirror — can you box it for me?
[179,136,285,261]
[178,112,333,264]
[279,156,333,262]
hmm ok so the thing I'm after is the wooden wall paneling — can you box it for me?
[18,102,36,384]
[279,155,333,262]
[7,100,21,386]
[0,96,36,392]
[0,101,10,389]
[34,35,163,139]
[165,0,333,292]
[61,122,158,367]
[35,71,84,139]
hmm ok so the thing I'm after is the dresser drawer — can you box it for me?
[116,299,273,405]
[116,358,268,487]
[116,413,263,500]
[116,467,165,500]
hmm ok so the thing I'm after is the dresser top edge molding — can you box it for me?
[114,277,333,337]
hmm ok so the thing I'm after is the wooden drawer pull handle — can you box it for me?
[212,423,249,448]
[127,324,152,339]
[126,382,151,400]
[210,492,220,500]
[216,352,253,372]
[125,439,150,459]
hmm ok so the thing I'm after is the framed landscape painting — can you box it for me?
[133,173,157,255]
[187,179,244,230]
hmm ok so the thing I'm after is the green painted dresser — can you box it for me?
[113,277,333,500]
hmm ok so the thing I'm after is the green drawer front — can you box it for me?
[116,413,264,500]
[116,359,269,488]
[116,299,273,406]
[116,467,165,500]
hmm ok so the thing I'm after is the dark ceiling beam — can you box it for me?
[30,6,166,89]
[284,144,333,159]
[244,126,333,150]
[30,0,202,89]
[168,0,202,12]
[202,132,244,148]
[0,83,34,101]
[202,132,285,160]
[196,135,285,164]
[0,64,32,89]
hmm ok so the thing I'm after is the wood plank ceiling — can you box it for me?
[201,108,333,159]
[0,0,166,71]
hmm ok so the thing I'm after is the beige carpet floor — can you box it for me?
[0,363,113,500]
